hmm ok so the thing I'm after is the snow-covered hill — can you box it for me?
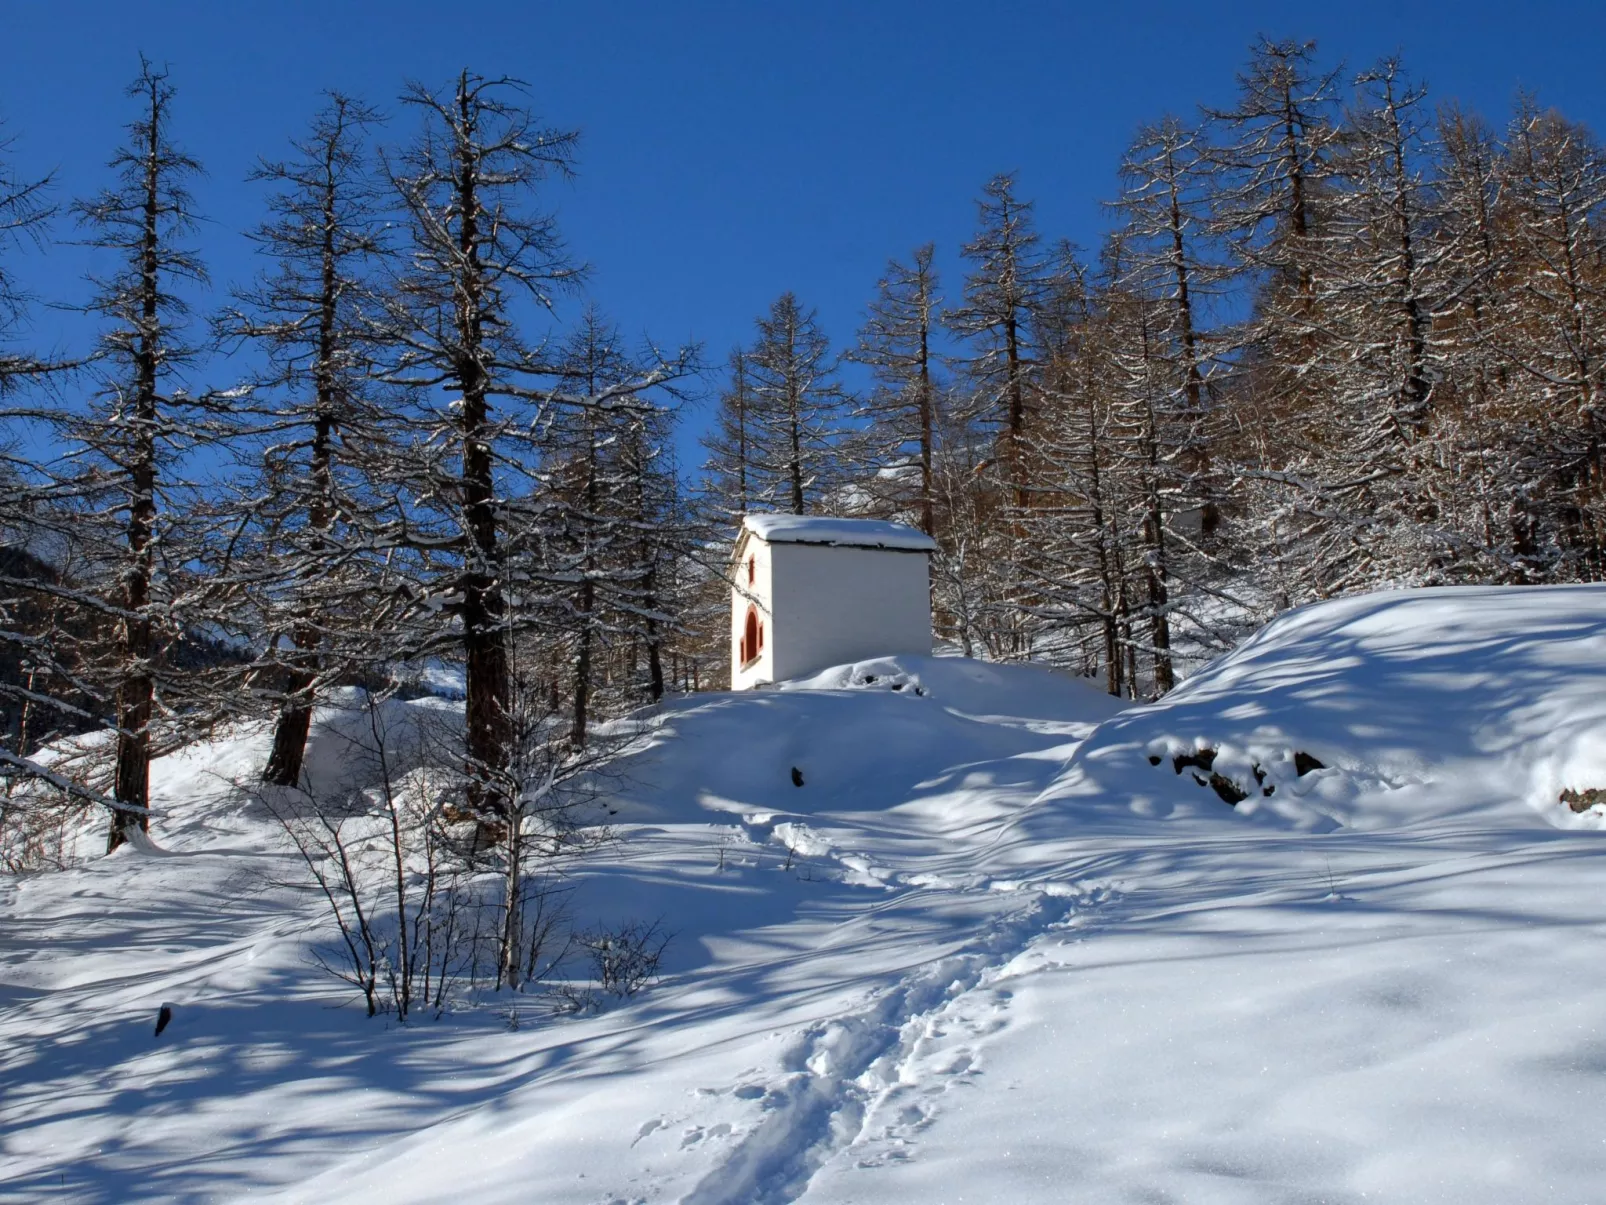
[5,585,1606,1203]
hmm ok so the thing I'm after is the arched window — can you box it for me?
[740,606,762,667]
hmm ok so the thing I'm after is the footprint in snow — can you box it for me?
[679,1123,733,1149]
[898,1103,928,1126]
[630,1118,666,1147]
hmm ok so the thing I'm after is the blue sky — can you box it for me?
[6,1,1606,465]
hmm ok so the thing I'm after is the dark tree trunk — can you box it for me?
[109,102,164,853]
[461,372,512,815]
[1163,142,1217,537]
[262,686,314,788]
[453,86,512,821]
[264,168,341,788]
[1143,500,1174,695]
[918,306,935,537]
[570,579,593,749]
[645,619,665,703]
[788,403,805,514]
[1005,311,1025,509]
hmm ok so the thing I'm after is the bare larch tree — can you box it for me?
[72,59,209,851]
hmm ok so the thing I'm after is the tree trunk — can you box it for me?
[262,659,315,788]
[918,285,936,538]
[264,160,342,787]
[570,579,593,749]
[1005,310,1025,509]
[454,86,512,825]
[109,101,164,854]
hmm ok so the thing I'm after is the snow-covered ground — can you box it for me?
[5,584,1606,1203]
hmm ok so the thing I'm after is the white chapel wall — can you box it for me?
[730,537,774,689]
[767,543,931,682]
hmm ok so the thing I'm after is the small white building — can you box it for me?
[730,514,938,689]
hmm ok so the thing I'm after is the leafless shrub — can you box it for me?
[554,918,670,1013]
[0,783,83,872]
[259,673,654,1020]
[253,691,468,1020]
[585,918,669,999]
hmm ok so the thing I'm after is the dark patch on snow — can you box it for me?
[1172,748,1217,776]
[1201,771,1249,806]
[1560,787,1606,813]
[1167,746,1275,805]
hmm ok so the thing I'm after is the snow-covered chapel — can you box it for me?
[730,514,938,689]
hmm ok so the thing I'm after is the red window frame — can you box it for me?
[739,605,763,668]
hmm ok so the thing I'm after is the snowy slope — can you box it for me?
[1038,582,1606,833]
[4,586,1606,1204]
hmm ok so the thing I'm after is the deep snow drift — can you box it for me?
[4,585,1606,1203]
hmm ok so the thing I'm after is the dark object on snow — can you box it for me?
[1199,771,1248,806]
[154,1004,173,1037]
[1168,747,1257,806]
[791,766,805,788]
[1172,748,1217,776]
[1146,754,1162,766]
[1293,751,1326,777]
[1560,787,1606,813]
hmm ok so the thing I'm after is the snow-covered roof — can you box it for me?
[740,513,938,552]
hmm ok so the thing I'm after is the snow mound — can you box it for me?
[1040,583,1606,831]
[781,653,1120,714]
[606,655,1121,829]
